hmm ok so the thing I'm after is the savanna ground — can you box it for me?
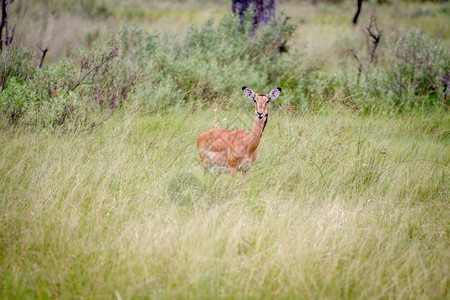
[1,0,449,298]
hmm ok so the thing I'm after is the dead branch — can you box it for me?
[6,23,13,45]
[442,74,449,98]
[351,49,363,84]
[4,1,9,46]
[37,44,48,69]
[277,16,291,53]
[367,15,381,65]
[70,46,119,92]
[37,0,49,68]
[350,15,382,84]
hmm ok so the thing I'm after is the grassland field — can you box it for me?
[1,107,449,298]
[1,0,449,298]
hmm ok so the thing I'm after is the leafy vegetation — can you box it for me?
[383,29,449,105]
[1,10,448,127]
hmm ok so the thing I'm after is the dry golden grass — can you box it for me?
[1,108,448,298]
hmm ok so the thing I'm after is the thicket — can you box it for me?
[362,29,450,111]
[0,12,448,129]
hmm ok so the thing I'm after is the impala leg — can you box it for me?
[200,156,207,172]
[228,149,239,179]
[199,152,209,172]
[229,160,238,178]
[230,167,237,178]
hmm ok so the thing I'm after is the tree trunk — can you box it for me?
[352,0,363,25]
[0,0,7,51]
[232,0,275,28]
[0,0,14,51]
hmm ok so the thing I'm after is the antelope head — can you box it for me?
[242,86,282,121]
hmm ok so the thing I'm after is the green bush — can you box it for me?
[1,12,448,128]
[373,29,449,109]
[132,12,299,110]
[172,12,297,100]
[0,46,34,90]
[0,77,35,122]
[393,31,447,93]
[351,29,449,112]
[0,40,121,127]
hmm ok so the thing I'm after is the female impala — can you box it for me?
[198,86,281,179]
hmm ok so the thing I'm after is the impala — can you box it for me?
[197,86,281,179]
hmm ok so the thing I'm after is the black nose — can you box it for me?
[257,112,264,119]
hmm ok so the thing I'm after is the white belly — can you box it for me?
[209,166,230,173]
[202,150,228,167]
[238,158,252,171]
[201,150,253,172]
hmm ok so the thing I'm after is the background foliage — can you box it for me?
[1,0,449,128]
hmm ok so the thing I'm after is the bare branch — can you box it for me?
[37,0,49,68]
[276,16,291,54]
[367,15,381,65]
[70,46,119,92]
[350,16,381,84]
[4,0,9,46]
[36,44,48,69]
[351,49,363,84]
[7,23,13,44]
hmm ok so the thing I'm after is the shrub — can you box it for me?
[377,29,449,109]
[0,11,301,128]
[0,46,34,91]
[0,39,122,127]
[3,11,448,129]
[143,12,298,108]
[0,77,36,122]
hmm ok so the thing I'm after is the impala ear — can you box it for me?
[242,86,255,98]
[268,87,282,100]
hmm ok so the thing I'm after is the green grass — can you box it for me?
[1,107,448,298]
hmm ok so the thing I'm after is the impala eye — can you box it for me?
[253,98,257,103]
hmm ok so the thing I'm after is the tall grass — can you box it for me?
[1,108,448,298]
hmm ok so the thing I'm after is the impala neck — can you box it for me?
[249,115,268,150]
